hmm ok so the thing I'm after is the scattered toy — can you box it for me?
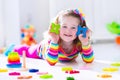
[9,72,20,76]
[66,76,75,80]
[50,23,60,34]
[97,74,112,78]
[62,66,73,71]
[17,75,32,79]
[39,74,53,79]
[102,67,119,72]
[65,70,80,74]
[0,68,8,72]
[29,69,39,73]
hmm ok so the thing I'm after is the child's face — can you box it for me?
[59,16,80,42]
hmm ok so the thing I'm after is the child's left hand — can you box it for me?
[78,29,91,46]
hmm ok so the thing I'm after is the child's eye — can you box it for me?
[71,27,76,29]
[62,26,67,28]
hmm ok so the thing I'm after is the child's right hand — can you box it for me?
[48,24,60,43]
[49,32,59,44]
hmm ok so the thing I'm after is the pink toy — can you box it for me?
[9,72,20,76]
[65,70,80,74]
[14,45,39,58]
[79,66,90,70]
[14,45,29,56]
[37,72,48,75]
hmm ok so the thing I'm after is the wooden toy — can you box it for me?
[39,74,53,79]
[76,25,88,37]
[102,67,119,72]
[0,68,8,72]
[17,75,32,79]
[6,52,22,68]
[97,74,112,78]
[50,23,60,34]
[62,66,73,71]
[9,72,20,76]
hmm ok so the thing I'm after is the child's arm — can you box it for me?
[78,29,94,63]
[45,41,59,66]
[43,23,60,65]
[81,44,94,63]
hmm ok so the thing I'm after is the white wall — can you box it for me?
[0,0,4,47]
[19,0,50,42]
[93,0,120,40]
[49,0,120,41]
[49,0,96,41]
[3,0,21,46]
[0,0,120,46]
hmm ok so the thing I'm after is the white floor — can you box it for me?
[0,42,120,80]
[93,42,120,62]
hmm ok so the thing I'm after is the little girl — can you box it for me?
[5,9,94,66]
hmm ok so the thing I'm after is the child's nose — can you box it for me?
[66,28,71,33]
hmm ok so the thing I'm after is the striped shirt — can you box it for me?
[38,40,94,66]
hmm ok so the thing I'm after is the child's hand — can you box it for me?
[49,32,59,44]
[78,29,91,46]
[48,24,60,43]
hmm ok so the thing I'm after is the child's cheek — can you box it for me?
[73,30,77,35]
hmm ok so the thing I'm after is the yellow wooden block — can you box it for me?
[61,66,73,71]
[0,68,8,72]
[102,67,119,72]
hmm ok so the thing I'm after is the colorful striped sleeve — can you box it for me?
[45,42,59,66]
[81,44,94,63]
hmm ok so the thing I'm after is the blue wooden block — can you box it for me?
[76,25,88,38]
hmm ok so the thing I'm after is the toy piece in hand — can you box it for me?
[76,25,88,38]
[50,23,60,34]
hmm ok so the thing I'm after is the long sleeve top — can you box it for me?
[38,40,94,66]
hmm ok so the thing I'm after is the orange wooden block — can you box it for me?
[115,36,120,45]
[97,74,112,78]
[17,75,32,79]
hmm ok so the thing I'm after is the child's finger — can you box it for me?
[86,29,91,38]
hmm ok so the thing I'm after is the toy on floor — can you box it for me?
[6,52,22,68]
[39,74,53,79]
[37,72,48,75]
[102,67,119,72]
[21,51,28,71]
[62,66,73,71]
[21,24,37,46]
[4,44,15,56]
[50,22,60,34]
[29,69,39,73]
[76,25,88,37]
[0,68,8,72]
[22,51,26,68]
[97,74,112,78]
[17,75,32,79]
[106,21,120,45]
[9,72,21,76]
[65,70,80,74]
[111,62,120,66]
[79,65,90,70]
[66,76,75,80]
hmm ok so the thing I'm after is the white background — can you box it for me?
[0,0,120,46]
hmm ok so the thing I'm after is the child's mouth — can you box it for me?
[64,34,72,37]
